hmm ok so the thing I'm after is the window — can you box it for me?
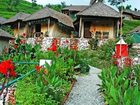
[95,31,102,39]
[103,32,109,39]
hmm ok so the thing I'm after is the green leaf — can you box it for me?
[110,85,118,103]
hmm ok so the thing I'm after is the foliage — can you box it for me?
[31,0,37,7]
[88,38,98,50]
[80,40,115,69]
[0,34,89,104]
[123,20,140,34]
[46,2,66,12]
[15,47,79,104]
[7,0,21,12]
[133,65,140,90]
[0,0,42,19]
[98,40,115,61]
[117,5,132,11]
[99,66,140,105]
[124,34,134,47]
[108,0,128,6]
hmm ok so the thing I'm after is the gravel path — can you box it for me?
[65,66,104,105]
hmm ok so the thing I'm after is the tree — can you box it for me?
[126,5,131,10]
[117,5,125,11]
[7,0,20,11]
[46,2,66,12]
[61,1,66,8]
[108,0,128,6]
[32,0,37,7]
[117,5,131,11]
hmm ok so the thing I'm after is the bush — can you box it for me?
[99,66,140,105]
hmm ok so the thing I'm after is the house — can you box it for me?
[0,17,6,26]
[62,5,88,20]
[123,10,140,20]
[24,7,74,38]
[3,12,30,37]
[74,2,120,40]
[0,29,14,54]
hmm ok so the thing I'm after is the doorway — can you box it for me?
[84,22,91,38]
[35,24,41,32]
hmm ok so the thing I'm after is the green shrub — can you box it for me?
[99,66,140,105]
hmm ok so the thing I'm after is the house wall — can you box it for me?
[30,23,70,38]
[89,21,114,39]
[0,39,9,54]
[13,24,27,37]
[81,18,117,40]
[41,23,48,35]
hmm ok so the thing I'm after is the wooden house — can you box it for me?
[0,29,14,54]
[24,7,74,38]
[74,2,120,40]
[123,10,140,20]
[62,5,88,20]
[3,12,30,37]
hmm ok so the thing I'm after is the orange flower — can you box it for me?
[44,69,48,75]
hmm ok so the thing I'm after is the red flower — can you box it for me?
[22,33,26,38]
[14,44,18,49]
[0,60,16,77]
[35,65,42,72]
[20,39,26,44]
[65,39,69,43]
[124,57,132,67]
[4,48,8,53]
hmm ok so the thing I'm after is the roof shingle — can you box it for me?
[62,5,88,12]
[77,2,120,18]
[3,12,30,24]
[123,10,140,17]
[24,7,74,28]
[0,17,6,24]
[0,29,14,39]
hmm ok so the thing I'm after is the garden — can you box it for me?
[1,33,140,105]
[0,34,89,105]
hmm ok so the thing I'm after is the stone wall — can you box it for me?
[27,37,90,51]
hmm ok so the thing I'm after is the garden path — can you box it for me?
[65,66,104,105]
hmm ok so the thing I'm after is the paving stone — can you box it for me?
[65,66,104,105]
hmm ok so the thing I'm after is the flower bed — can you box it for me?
[0,33,90,105]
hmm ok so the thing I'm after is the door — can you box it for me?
[84,22,91,38]
[35,24,41,32]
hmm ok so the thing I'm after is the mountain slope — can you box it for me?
[0,0,42,19]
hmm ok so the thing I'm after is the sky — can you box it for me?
[26,0,140,10]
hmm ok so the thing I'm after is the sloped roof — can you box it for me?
[24,7,74,28]
[0,29,14,39]
[62,5,88,12]
[123,10,140,17]
[3,12,30,24]
[77,2,120,18]
[0,17,6,24]
[129,26,140,33]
